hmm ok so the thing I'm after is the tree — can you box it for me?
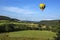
[55,29,60,40]
[55,21,60,40]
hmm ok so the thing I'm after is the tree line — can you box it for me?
[0,23,59,33]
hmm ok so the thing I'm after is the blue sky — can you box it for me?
[0,0,60,21]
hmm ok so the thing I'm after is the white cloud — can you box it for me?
[1,7,37,14]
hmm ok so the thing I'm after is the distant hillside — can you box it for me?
[0,16,38,23]
[0,15,60,25]
[0,16,10,20]
[0,16,20,22]
[39,20,60,26]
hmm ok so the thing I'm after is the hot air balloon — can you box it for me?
[39,3,46,11]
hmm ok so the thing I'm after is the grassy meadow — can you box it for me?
[0,30,56,40]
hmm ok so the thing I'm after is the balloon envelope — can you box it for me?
[39,3,46,11]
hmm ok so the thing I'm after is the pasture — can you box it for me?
[0,30,56,40]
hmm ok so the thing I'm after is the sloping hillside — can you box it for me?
[39,20,60,26]
[0,16,20,22]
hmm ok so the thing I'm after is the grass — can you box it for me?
[0,30,56,40]
[6,30,56,40]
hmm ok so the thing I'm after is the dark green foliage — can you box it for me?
[0,23,14,32]
[38,24,42,30]
[55,22,60,40]
[55,30,60,40]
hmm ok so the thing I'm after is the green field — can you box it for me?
[3,30,56,40]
